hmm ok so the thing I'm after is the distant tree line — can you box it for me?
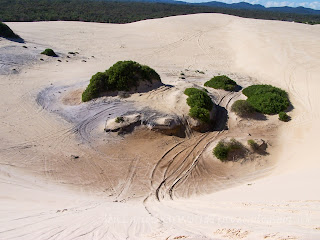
[0,0,319,24]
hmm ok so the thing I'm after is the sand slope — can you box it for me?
[0,14,320,239]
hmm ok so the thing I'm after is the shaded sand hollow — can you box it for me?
[0,14,320,239]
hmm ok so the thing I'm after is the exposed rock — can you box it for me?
[105,114,141,134]
[148,116,184,137]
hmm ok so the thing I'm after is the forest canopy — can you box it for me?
[0,0,319,24]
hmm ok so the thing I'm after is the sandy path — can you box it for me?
[0,14,320,239]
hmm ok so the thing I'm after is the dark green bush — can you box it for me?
[231,100,255,116]
[213,138,245,161]
[184,88,213,123]
[186,91,213,111]
[184,88,203,96]
[0,22,20,38]
[189,106,210,123]
[107,61,160,91]
[213,141,229,160]
[279,112,290,122]
[242,85,289,114]
[41,48,58,57]
[204,75,237,91]
[82,72,109,102]
[82,61,161,102]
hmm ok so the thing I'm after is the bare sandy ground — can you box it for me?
[0,14,320,239]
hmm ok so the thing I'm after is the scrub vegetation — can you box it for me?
[184,88,213,123]
[213,138,246,161]
[82,61,161,102]
[41,48,58,57]
[242,85,290,114]
[231,100,255,117]
[204,75,237,91]
[279,111,290,122]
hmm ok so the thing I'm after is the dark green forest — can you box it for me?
[0,0,319,24]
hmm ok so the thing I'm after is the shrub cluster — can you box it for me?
[204,75,237,91]
[41,48,58,57]
[184,88,213,123]
[213,139,245,161]
[82,61,161,102]
[279,112,290,122]
[0,22,20,38]
[231,100,255,117]
[242,85,289,114]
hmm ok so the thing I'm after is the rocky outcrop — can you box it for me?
[148,116,185,137]
[105,114,141,134]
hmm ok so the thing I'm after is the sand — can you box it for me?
[0,13,319,239]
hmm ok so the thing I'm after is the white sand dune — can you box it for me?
[0,14,320,239]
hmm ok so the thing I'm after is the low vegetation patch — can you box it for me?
[213,139,246,161]
[0,22,20,39]
[82,61,161,102]
[41,48,58,57]
[184,88,213,123]
[115,116,124,123]
[231,100,255,117]
[247,139,258,151]
[204,75,237,91]
[82,72,108,102]
[279,112,290,122]
[242,85,289,114]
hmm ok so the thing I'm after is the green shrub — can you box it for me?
[184,88,213,123]
[213,139,245,161]
[186,91,213,111]
[107,61,160,91]
[247,139,258,150]
[82,72,109,102]
[41,48,58,57]
[184,88,203,96]
[189,106,210,123]
[115,116,124,123]
[231,100,255,116]
[213,141,229,160]
[0,22,20,38]
[242,85,289,114]
[279,112,290,122]
[204,75,237,91]
[82,61,161,102]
